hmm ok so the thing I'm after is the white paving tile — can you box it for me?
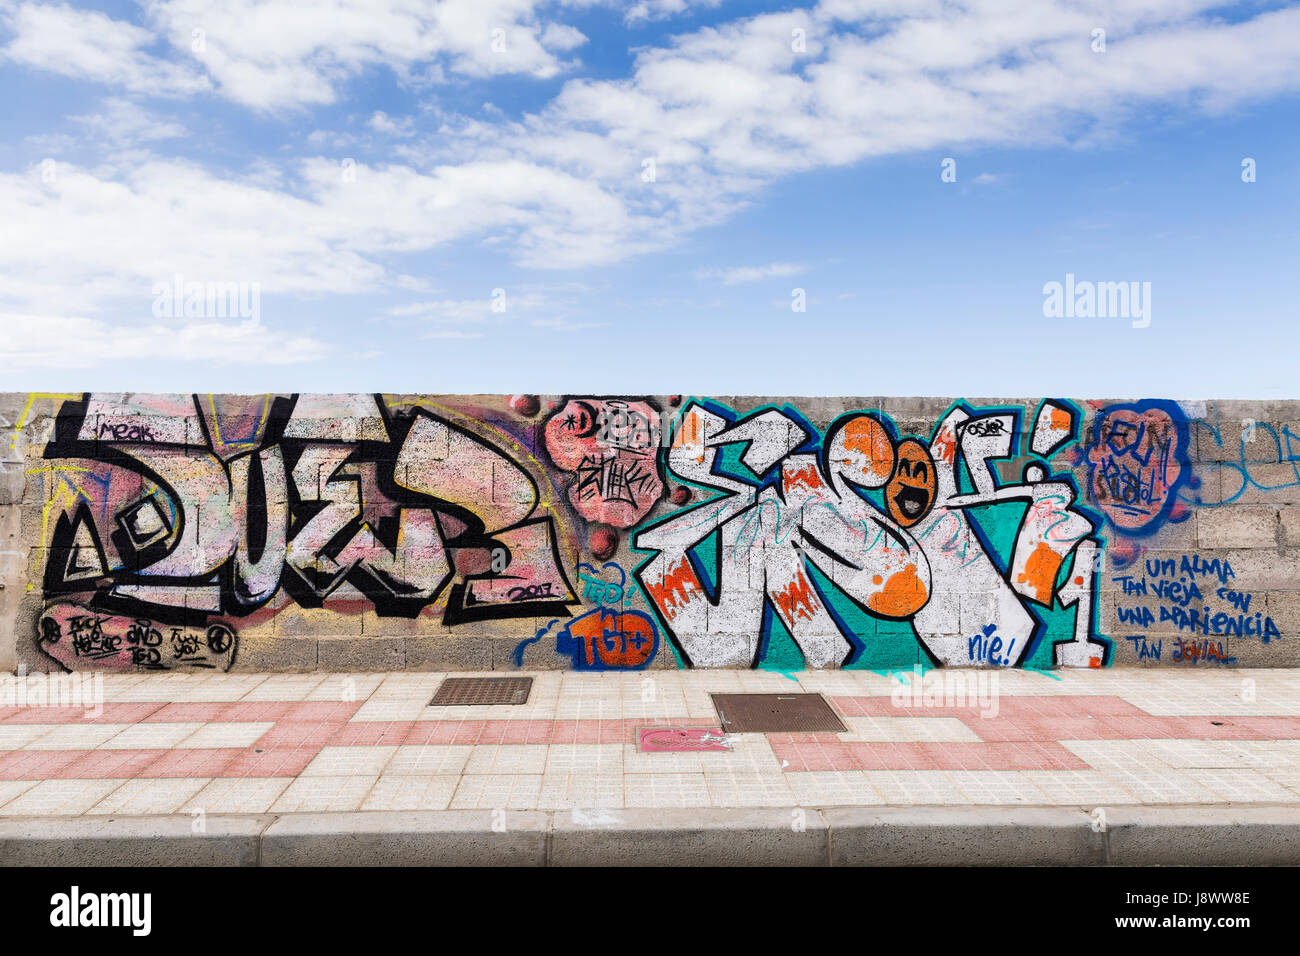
[88,777,211,814]
[300,745,397,777]
[271,774,379,812]
[181,777,291,814]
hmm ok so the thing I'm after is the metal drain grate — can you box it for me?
[710,693,847,733]
[431,676,533,706]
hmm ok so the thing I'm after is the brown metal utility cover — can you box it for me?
[431,677,533,706]
[711,693,847,733]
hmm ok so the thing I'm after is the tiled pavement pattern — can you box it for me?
[2,669,1300,815]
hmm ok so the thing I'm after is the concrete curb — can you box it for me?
[4,805,1300,865]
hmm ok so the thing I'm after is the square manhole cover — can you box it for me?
[431,676,533,706]
[710,693,847,733]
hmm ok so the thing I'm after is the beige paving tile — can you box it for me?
[537,772,624,810]
[946,771,1052,805]
[704,771,796,807]
[697,734,782,772]
[1023,770,1142,805]
[179,722,274,749]
[240,675,330,701]
[545,743,623,774]
[300,745,397,777]
[1183,768,1300,802]
[0,779,127,815]
[306,674,387,702]
[102,722,205,749]
[0,780,40,806]
[385,745,474,776]
[350,698,432,722]
[361,774,460,811]
[24,723,129,750]
[0,725,61,749]
[862,770,971,806]
[464,744,549,775]
[1095,767,1225,804]
[181,777,292,814]
[449,774,543,810]
[271,774,380,812]
[624,773,710,808]
[785,770,885,806]
[88,777,211,815]
[622,743,705,774]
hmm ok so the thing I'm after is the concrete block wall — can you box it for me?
[1,392,1296,674]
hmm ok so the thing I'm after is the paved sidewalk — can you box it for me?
[3,668,1300,864]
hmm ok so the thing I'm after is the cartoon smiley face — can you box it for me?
[886,439,937,527]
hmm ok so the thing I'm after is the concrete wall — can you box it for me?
[2,392,1296,674]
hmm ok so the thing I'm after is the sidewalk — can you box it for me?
[3,668,1300,865]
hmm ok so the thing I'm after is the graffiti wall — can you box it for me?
[1,393,1296,673]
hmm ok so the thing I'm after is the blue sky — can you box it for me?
[1,0,1298,398]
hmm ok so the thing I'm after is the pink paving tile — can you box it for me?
[915,741,1090,771]
[549,719,604,744]
[766,740,1091,772]
[256,721,349,749]
[56,749,169,779]
[0,748,85,779]
[279,701,362,722]
[142,748,244,777]
[220,746,320,777]
[996,696,1152,719]
[402,722,460,745]
[848,742,943,771]
[142,702,231,722]
[327,721,414,746]
[0,703,165,724]
[770,739,859,772]
[215,701,299,722]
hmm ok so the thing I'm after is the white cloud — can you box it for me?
[0,312,331,368]
[4,0,1300,304]
[141,0,590,110]
[623,0,723,25]
[695,262,805,284]
[67,98,187,147]
[0,1,209,96]
[367,111,415,137]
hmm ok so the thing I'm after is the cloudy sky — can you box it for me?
[1,0,1297,397]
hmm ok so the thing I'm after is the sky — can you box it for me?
[1,0,1298,399]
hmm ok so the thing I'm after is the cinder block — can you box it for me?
[1196,508,1278,549]
[404,635,493,671]
[1280,507,1300,546]
[233,635,317,672]
[317,636,406,670]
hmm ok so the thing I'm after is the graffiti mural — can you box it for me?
[16,391,1291,673]
[543,397,665,528]
[631,399,1107,670]
[31,393,581,669]
[1075,399,1194,568]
